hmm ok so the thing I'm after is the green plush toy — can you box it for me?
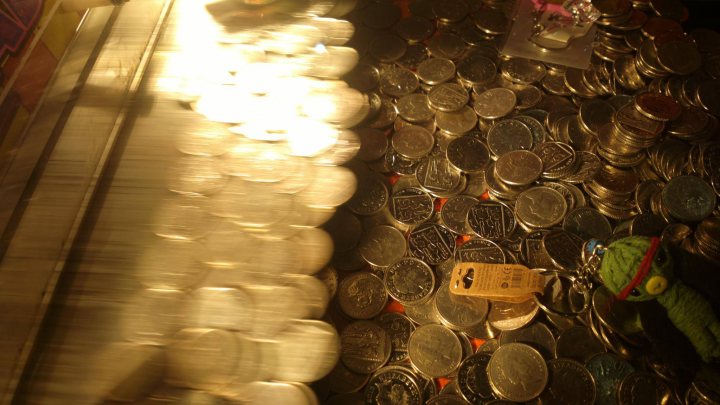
[599,235,720,363]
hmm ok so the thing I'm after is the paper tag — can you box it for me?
[449,262,545,301]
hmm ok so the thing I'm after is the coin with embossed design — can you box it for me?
[542,230,583,271]
[533,142,577,179]
[389,187,434,227]
[446,136,490,174]
[539,359,596,405]
[364,365,423,405]
[384,257,435,305]
[488,300,539,331]
[338,273,388,320]
[417,57,456,85]
[358,225,407,267]
[408,223,456,265]
[515,186,567,229]
[467,201,516,240]
[487,343,548,402]
[434,282,489,330]
[415,155,463,196]
[428,82,469,112]
[377,312,416,364]
[457,353,495,403]
[617,372,672,405]
[341,320,391,374]
[456,238,506,264]
[441,195,479,235]
[495,150,543,187]
[408,324,463,378]
[392,125,435,160]
[473,88,517,120]
[585,353,635,405]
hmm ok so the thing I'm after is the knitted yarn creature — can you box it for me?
[598,236,720,363]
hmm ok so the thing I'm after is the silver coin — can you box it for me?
[533,142,577,180]
[434,282,489,330]
[457,54,497,87]
[347,175,389,216]
[380,66,419,98]
[428,83,469,113]
[539,359,597,405]
[377,312,416,364]
[393,125,435,159]
[358,225,407,267]
[494,150,543,187]
[617,372,673,405]
[488,300,540,331]
[542,230,583,271]
[384,257,435,305]
[341,320,392,374]
[417,57,456,85]
[440,195,479,234]
[408,324,463,378]
[397,93,435,123]
[467,200,517,240]
[446,136,491,174]
[364,365,423,405]
[337,272,388,319]
[415,155,463,196]
[515,186,568,229]
[501,58,547,84]
[389,187,435,226]
[473,88,517,120]
[436,106,478,136]
[408,223,456,265]
[562,206,613,241]
[487,343,548,402]
[456,238,506,264]
[486,119,533,157]
[457,353,495,403]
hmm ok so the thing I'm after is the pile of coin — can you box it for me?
[306,0,720,403]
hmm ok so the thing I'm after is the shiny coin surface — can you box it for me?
[384,257,435,305]
[376,312,416,364]
[397,93,435,124]
[457,353,495,403]
[441,195,479,235]
[341,321,392,374]
[408,324,463,378]
[488,299,540,331]
[347,175,389,217]
[415,156,463,196]
[358,225,407,267]
[473,88,517,120]
[487,343,548,402]
[501,58,547,84]
[428,83,469,112]
[585,353,635,405]
[435,105,478,136]
[446,136,490,174]
[408,223,456,265]
[389,187,435,226]
[338,272,388,319]
[379,66,419,98]
[364,366,423,405]
[392,125,435,160]
[434,282,489,330]
[539,359,596,405]
[515,186,568,229]
[533,142,577,180]
[486,119,533,157]
[456,238,506,264]
[467,201,517,241]
[494,150,543,187]
[417,57,456,85]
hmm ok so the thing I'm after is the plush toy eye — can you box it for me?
[630,288,641,297]
[654,248,666,265]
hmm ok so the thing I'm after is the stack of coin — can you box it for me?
[693,217,720,264]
